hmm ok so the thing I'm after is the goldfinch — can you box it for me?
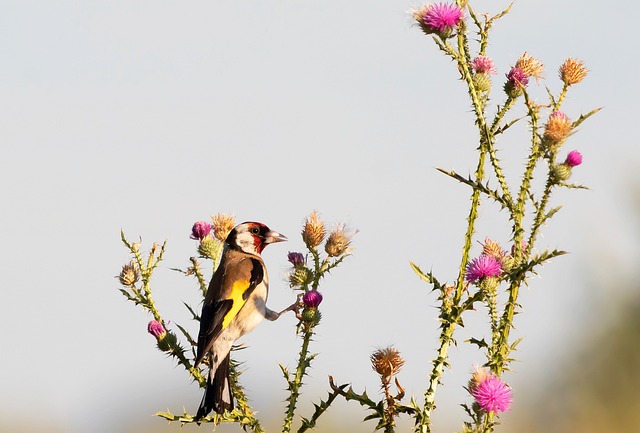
[194,221,292,419]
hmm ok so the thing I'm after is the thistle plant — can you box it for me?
[116,211,353,432]
[116,2,595,432]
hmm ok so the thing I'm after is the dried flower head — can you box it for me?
[287,251,306,267]
[325,223,353,257]
[465,254,502,283]
[371,346,405,384]
[414,3,464,38]
[565,150,583,167]
[515,52,544,80]
[468,365,489,392]
[118,260,139,286]
[302,211,326,248]
[190,221,212,241]
[147,320,167,340]
[471,375,512,413]
[471,56,497,75]
[559,58,588,86]
[481,238,506,261]
[303,290,323,308]
[211,213,235,242]
[543,111,572,145]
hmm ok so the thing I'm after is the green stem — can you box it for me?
[283,329,314,433]
[419,321,456,433]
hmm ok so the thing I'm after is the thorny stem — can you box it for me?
[282,329,314,433]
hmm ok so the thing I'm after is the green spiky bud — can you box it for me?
[552,163,572,182]
[301,307,321,326]
[156,331,178,352]
[473,73,492,92]
[198,237,222,260]
[289,267,313,288]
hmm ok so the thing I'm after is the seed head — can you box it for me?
[515,52,544,81]
[325,224,353,257]
[118,260,139,287]
[559,58,588,86]
[468,365,489,392]
[302,211,326,248]
[371,347,405,384]
[211,213,236,242]
[543,111,572,146]
[481,238,506,261]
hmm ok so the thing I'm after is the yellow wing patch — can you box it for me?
[221,279,250,330]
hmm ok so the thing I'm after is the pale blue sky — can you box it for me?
[1,1,638,432]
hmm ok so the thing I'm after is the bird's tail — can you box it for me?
[195,353,234,420]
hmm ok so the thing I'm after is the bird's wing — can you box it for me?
[195,256,264,366]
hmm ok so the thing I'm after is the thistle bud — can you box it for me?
[565,150,582,167]
[289,267,313,288]
[287,252,306,267]
[190,221,212,241]
[302,211,326,247]
[552,163,572,181]
[118,260,139,287]
[198,237,222,260]
[147,320,167,341]
[303,290,323,308]
[473,73,492,92]
[301,307,321,327]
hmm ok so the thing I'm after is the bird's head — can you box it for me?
[226,221,287,255]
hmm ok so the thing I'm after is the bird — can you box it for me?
[193,221,297,420]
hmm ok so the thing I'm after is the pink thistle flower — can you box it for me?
[190,221,212,241]
[471,56,497,75]
[471,375,512,413]
[147,320,166,340]
[565,150,582,167]
[287,251,306,267]
[506,67,529,87]
[416,3,464,37]
[303,290,323,308]
[465,254,502,283]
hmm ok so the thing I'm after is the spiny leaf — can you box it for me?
[183,301,200,321]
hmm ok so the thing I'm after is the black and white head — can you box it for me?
[226,221,287,255]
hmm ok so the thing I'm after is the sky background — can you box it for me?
[1,1,639,432]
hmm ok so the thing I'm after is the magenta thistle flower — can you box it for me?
[565,150,582,167]
[472,375,512,413]
[471,56,497,75]
[287,251,306,267]
[147,320,166,340]
[303,290,323,308]
[506,67,529,87]
[190,221,212,241]
[417,3,464,37]
[465,254,502,283]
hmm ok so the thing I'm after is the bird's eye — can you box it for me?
[250,227,260,235]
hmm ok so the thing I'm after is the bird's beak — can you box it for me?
[264,230,287,244]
